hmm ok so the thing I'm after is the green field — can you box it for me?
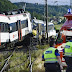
[55,24,63,30]
[0,44,49,72]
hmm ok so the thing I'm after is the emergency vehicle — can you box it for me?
[55,9,72,68]
[56,9,72,43]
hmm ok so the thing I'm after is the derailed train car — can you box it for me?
[0,9,32,48]
[32,18,56,38]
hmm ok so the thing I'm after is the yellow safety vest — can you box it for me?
[32,30,37,36]
[44,47,57,63]
[64,42,72,57]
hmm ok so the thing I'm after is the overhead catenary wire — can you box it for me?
[9,0,69,5]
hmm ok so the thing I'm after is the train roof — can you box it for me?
[48,22,54,25]
[8,13,28,23]
[0,9,31,24]
[44,22,54,27]
[33,18,54,26]
[0,14,9,23]
[33,19,45,24]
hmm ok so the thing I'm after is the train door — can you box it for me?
[18,20,22,41]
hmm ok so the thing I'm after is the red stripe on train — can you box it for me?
[0,40,1,46]
[0,25,1,46]
[20,21,22,40]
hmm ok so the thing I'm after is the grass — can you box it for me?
[0,51,12,70]
[0,44,49,72]
[32,49,45,72]
[36,44,49,49]
[32,44,49,72]
[55,24,63,30]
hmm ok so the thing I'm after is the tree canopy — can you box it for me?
[14,2,69,20]
[0,0,17,12]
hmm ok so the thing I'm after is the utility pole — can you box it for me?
[45,0,48,43]
[44,4,45,21]
[23,2,26,11]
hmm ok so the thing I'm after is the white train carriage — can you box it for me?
[0,9,32,47]
[32,18,56,38]
[0,14,9,46]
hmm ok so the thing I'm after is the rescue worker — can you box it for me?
[42,38,63,72]
[64,37,72,72]
[56,31,63,44]
[41,34,45,45]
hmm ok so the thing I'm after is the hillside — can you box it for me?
[14,2,69,19]
[0,1,69,20]
[0,0,17,12]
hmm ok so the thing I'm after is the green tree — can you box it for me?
[0,0,18,12]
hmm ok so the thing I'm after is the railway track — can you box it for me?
[0,46,29,72]
[0,47,16,72]
[0,37,39,72]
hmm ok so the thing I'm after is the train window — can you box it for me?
[1,24,4,32]
[48,25,54,32]
[21,20,28,29]
[9,22,17,32]
[40,24,44,31]
[4,24,8,32]
[0,22,8,32]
